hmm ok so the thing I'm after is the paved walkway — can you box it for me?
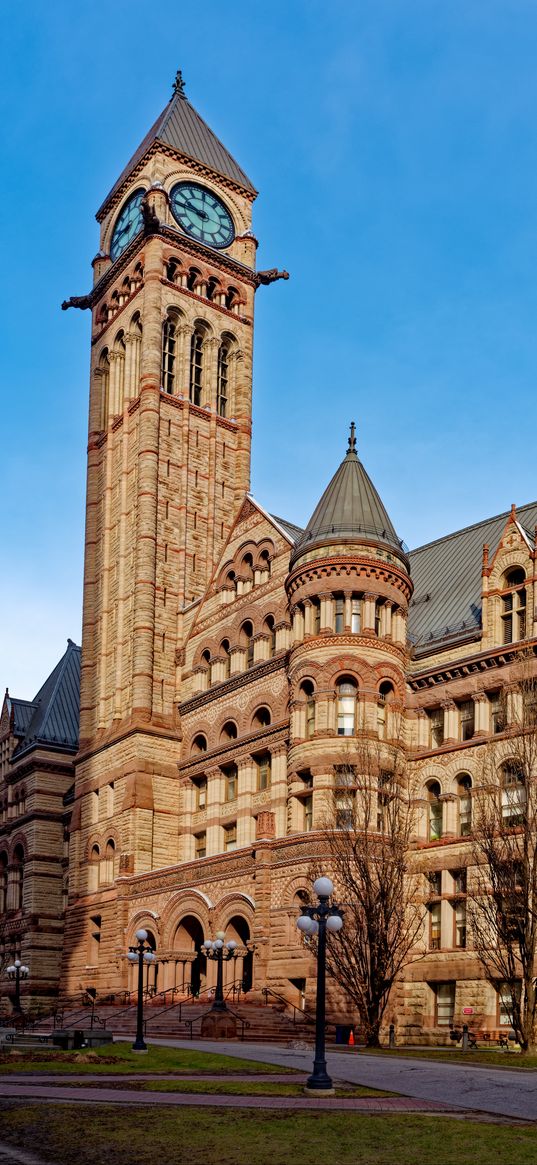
[0,1078,461,1114]
[143,1038,537,1122]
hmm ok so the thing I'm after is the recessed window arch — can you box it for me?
[501,567,527,644]
[252,706,271,729]
[377,681,395,739]
[217,332,234,418]
[103,839,115,883]
[220,639,231,679]
[259,548,271,578]
[225,285,239,311]
[426,780,443,841]
[192,733,208,755]
[161,308,183,394]
[189,322,209,405]
[240,621,254,669]
[220,719,238,742]
[0,851,8,913]
[98,347,110,427]
[457,774,472,836]
[336,676,358,737]
[501,761,526,826]
[264,615,276,656]
[187,266,202,291]
[300,679,316,739]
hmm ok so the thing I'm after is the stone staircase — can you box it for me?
[30,995,324,1045]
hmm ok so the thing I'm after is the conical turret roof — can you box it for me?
[290,424,406,566]
[98,70,256,218]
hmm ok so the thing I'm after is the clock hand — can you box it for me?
[185,200,209,221]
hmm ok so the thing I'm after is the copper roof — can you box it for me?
[12,639,80,759]
[98,84,256,218]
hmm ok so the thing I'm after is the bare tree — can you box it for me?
[315,733,423,1047]
[469,656,537,1052]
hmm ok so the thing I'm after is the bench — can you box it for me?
[449,1028,478,1049]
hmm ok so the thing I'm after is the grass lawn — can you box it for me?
[142,1079,391,1097]
[365,1048,537,1070]
[0,1103,535,1165]
[0,1042,294,1076]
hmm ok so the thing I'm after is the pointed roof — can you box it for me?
[98,70,256,218]
[11,640,81,760]
[290,423,406,567]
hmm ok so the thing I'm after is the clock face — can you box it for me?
[110,189,145,261]
[170,182,235,248]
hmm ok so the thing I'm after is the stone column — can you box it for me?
[473,693,489,736]
[440,793,458,838]
[270,743,288,837]
[443,700,458,743]
[363,593,376,634]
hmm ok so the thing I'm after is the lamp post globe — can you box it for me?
[296,875,344,1094]
[127,929,156,1052]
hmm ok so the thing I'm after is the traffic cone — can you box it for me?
[348,1029,355,1047]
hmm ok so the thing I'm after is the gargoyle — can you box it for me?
[61,293,93,311]
[255,268,290,287]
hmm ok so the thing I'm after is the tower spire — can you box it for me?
[347,421,357,456]
[172,69,186,98]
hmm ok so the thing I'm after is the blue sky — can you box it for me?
[2,0,537,695]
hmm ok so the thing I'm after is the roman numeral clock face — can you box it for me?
[170,182,235,248]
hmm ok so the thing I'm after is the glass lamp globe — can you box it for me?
[297,915,315,933]
[13,959,21,969]
[6,965,15,975]
[215,931,225,941]
[135,928,148,942]
[143,951,155,963]
[326,915,343,932]
[203,939,213,950]
[309,919,319,936]
[226,940,237,950]
[21,965,30,975]
[313,877,334,898]
[214,938,224,949]
[127,952,138,962]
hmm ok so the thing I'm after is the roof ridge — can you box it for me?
[410,499,537,557]
[36,641,79,740]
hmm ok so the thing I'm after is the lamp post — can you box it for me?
[6,959,29,1014]
[127,929,156,1052]
[202,932,238,1010]
[297,876,344,1094]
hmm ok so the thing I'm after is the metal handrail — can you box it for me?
[261,986,338,1032]
[143,997,183,1033]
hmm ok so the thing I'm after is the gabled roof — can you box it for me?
[11,699,36,737]
[408,501,537,650]
[98,74,256,218]
[291,425,405,566]
[12,640,81,760]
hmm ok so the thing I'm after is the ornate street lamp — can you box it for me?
[202,932,238,1011]
[127,929,156,1052]
[297,876,344,1094]
[6,960,29,1014]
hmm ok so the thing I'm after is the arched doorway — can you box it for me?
[174,915,206,997]
[226,915,253,993]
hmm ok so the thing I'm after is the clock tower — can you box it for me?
[63,74,268,963]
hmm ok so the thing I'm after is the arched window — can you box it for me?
[217,336,231,417]
[337,677,358,736]
[264,615,276,656]
[427,781,443,841]
[220,720,237,741]
[377,681,394,739]
[501,567,526,644]
[220,639,231,679]
[0,852,7,914]
[253,706,271,729]
[457,774,472,836]
[501,762,526,826]
[189,326,205,405]
[187,267,202,292]
[89,845,100,893]
[12,845,24,911]
[112,330,126,413]
[300,680,315,739]
[192,734,208,755]
[162,312,177,393]
[103,839,115,883]
[241,621,254,669]
[98,348,110,428]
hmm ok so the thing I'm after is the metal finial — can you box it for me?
[347,421,357,454]
[173,69,186,98]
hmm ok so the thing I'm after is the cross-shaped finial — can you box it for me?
[173,69,186,98]
[347,421,357,454]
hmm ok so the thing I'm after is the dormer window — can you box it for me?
[501,567,526,644]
